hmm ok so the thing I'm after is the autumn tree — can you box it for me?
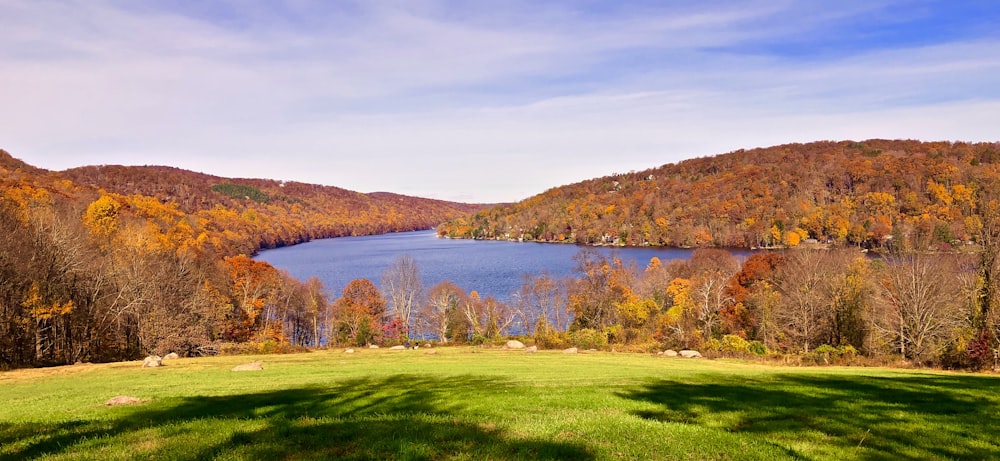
[461,291,517,340]
[332,279,387,346]
[567,249,635,331]
[688,249,740,341]
[420,281,465,343]
[721,252,784,338]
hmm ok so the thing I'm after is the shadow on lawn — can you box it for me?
[1,374,593,460]
[621,372,1000,460]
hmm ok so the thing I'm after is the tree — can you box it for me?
[567,249,634,331]
[773,250,836,353]
[874,254,968,361]
[381,255,423,338]
[688,249,739,341]
[332,279,386,346]
[421,281,465,343]
[654,278,698,347]
[722,252,784,338]
[515,273,571,336]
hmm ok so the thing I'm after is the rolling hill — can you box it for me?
[438,139,1000,250]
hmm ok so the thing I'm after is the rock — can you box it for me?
[232,361,263,371]
[142,355,162,368]
[525,345,538,353]
[344,348,355,354]
[563,347,578,354]
[506,340,526,349]
[679,350,702,358]
[425,349,438,355]
[664,350,678,357]
[163,352,180,360]
[389,345,406,350]
[105,395,142,406]
[369,344,380,349]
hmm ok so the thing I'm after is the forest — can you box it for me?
[438,140,1000,251]
[0,150,480,369]
[3,139,1000,370]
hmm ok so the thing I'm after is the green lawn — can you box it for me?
[1,348,997,460]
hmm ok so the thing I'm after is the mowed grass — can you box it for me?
[1,349,998,460]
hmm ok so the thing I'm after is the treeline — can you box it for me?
[0,151,481,369]
[438,140,1000,250]
[320,246,997,369]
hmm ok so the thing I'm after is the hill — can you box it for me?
[438,139,1000,250]
[59,163,484,254]
[0,150,484,369]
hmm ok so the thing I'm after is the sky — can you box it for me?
[2,1,999,203]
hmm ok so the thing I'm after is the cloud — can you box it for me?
[1,0,997,202]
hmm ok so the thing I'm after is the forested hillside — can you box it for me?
[0,150,482,369]
[61,163,483,254]
[439,140,1000,251]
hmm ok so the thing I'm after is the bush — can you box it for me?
[534,329,569,350]
[720,335,751,355]
[568,329,608,350]
[748,341,768,356]
[702,338,722,353]
[805,344,857,365]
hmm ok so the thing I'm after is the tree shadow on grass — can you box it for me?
[621,373,1000,460]
[1,375,593,460]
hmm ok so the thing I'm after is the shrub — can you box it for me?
[534,328,569,350]
[805,344,858,365]
[720,335,751,355]
[748,340,768,356]
[568,329,608,350]
[702,338,722,353]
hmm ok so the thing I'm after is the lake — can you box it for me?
[256,230,750,301]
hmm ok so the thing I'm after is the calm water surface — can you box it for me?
[257,230,749,301]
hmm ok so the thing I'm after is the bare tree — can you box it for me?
[874,254,969,361]
[688,249,740,340]
[516,273,571,335]
[773,250,838,353]
[381,255,423,336]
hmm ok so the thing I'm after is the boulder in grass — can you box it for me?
[679,350,702,358]
[562,347,579,354]
[232,361,263,371]
[142,355,162,368]
[390,345,406,351]
[344,348,355,354]
[525,345,538,353]
[163,352,180,360]
[105,396,142,406]
[369,344,380,349]
[506,340,526,349]
[664,350,679,357]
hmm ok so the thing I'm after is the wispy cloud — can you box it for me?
[1,0,997,202]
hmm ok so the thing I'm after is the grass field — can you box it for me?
[1,348,997,460]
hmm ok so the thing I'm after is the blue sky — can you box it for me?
[2,1,998,203]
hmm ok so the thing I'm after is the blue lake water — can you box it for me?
[256,230,749,301]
